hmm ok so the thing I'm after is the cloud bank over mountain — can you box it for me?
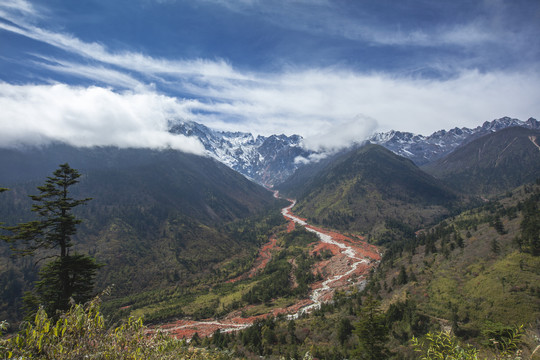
[0,83,205,154]
[0,0,539,151]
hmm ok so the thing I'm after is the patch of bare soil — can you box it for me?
[154,195,380,339]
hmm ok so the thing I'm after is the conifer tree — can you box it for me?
[353,296,389,359]
[2,164,99,316]
[518,196,540,256]
[397,265,408,285]
[493,215,506,235]
[337,317,353,345]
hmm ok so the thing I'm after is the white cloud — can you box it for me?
[0,83,206,154]
[34,57,146,89]
[0,0,39,18]
[0,0,539,150]
[294,152,329,165]
[199,0,502,49]
[186,68,540,138]
[303,115,378,151]
[0,13,248,84]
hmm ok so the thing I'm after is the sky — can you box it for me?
[1,0,539,153]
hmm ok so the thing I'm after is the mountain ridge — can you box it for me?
[277,144,459,234]
[169,120,311,186]
[167,117,539,186]
[422,126,540,195]
[367,116,540,165]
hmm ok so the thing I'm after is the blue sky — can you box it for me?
[1,0,539,152]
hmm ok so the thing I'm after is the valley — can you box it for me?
[1,116,539,359]
[155,192,380,339]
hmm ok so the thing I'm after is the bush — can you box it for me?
[0,295,232,359]
[411,331,479,360]
[411,327,524,360]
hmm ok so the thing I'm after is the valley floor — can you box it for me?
[153,192,381,339]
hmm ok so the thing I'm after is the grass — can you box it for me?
[102,228,323,325]
[372,184,540,348]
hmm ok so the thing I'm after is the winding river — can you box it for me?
[157,193,381,338]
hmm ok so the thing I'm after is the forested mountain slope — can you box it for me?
[277,144,459,234]
[422,127,540,196]
[360,182,540,358]
[0,145,280,322]
[220,182,540,359]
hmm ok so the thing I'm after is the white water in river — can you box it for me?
[280,197,371,319]
[161,194,375,337]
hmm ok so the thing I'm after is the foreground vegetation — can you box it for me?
[0,294,235,360]
[1,295,534,360]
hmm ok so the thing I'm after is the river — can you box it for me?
[156,193,380,338]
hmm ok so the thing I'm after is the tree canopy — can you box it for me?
[2,163,99,316]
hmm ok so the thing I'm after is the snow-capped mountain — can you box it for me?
[169,120,312,186]
[368,117,540,165]
[169,117,538,186]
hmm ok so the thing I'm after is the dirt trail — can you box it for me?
[154,192,380,339]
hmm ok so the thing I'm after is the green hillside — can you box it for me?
[362,182,540,358]
[0,146,281,324]
[199,182,540,359]
[279,144,460,234]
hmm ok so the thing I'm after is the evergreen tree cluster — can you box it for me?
[515,191,540,256]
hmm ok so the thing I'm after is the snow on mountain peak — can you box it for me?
[369,117,538,165]
[168,117,537,185]
[168,120,311,186]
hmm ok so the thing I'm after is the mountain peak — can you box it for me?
[168,120,311,186]
[369,116,536,166]
[168,116,537,186]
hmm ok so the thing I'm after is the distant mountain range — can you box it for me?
[422,126,540,195]
[1,115,539,328]
[369,116,540,165]
[169,121,310,186]
[169,117,539,185]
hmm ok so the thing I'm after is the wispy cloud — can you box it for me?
[0,1,248,85]
[0,0,39,18]
[0,20,245,82]
[200,0,501,48]
[33,57,146,89]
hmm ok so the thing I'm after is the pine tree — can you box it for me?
[519,196,540,256]
[2,164,99,316]
[493,216,506,235]
[397,266,408,285]
[353,296,389,359]
[337,317,353,345]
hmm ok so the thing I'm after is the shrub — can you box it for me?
[0,295,232,359]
